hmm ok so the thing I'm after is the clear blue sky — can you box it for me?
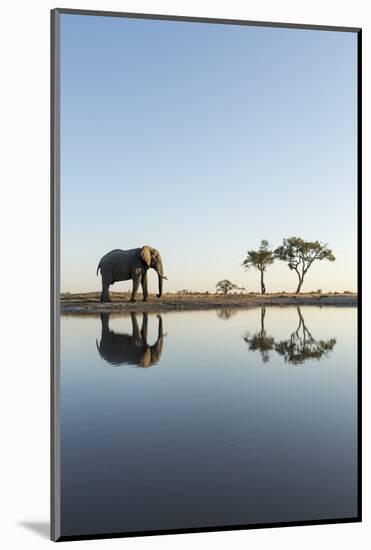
[60,14,357,293]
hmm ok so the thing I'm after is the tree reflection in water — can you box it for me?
[243,306,336,365]
[243,308,274,363]
[275,307,336,364]
[216,308,238,321]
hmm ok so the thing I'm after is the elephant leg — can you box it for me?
[141,271,148,301]
[131,273,141,302]
[100,275,111,302]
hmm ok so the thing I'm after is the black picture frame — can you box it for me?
[51,8,362,542]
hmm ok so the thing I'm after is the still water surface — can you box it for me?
[60,306,357,536]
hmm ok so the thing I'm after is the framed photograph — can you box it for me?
[51,8,361,542]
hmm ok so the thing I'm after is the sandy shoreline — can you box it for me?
[60,292,357,314]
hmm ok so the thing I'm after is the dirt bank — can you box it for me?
[60,292,357,314]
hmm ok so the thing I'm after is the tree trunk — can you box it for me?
[296,276,304,294]
[260,270,266,294]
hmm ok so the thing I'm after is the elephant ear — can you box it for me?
[141,246,152,267]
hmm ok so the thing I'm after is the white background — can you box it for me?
[0,0,368,548]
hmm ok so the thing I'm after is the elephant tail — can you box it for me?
[96,263,101,276]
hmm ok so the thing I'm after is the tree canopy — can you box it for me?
[274,237,335,293]
[242,239,274,294]
[216,280,244,295]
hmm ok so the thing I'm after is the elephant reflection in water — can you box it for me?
[243,307,336,365]
[96,313,164,368]
[244,308,274,363]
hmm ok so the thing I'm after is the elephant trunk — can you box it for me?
[157,272,163,298]
[155,256,166,298]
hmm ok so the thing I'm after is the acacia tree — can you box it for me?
[274,237,335,294]
[242,239,274,294]
[216,280,244,295]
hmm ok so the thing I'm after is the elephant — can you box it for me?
[96,312,164,368]
[96,245,167,302]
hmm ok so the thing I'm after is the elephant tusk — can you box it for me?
[158,274,168,280]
